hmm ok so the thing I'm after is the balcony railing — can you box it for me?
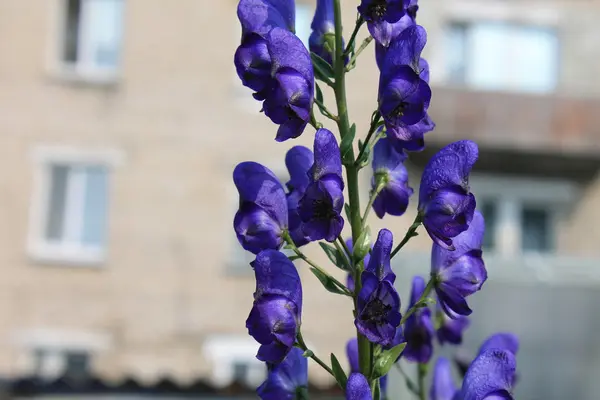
[429,86,600,156]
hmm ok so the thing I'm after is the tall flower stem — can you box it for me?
[332,0,372,384]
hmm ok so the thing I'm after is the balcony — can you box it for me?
[416,86,600,178]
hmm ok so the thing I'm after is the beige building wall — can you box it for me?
[0,0,599,390]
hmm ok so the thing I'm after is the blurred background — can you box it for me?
[1,0,599,399]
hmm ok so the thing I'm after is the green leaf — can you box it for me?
[319,242,349,271]
[309,267,347,295]
[340,123,356,163]
[353,226,371,262]
[373,342,406,379]
[311,52,334,81]
[330,353,348,390]
[315,82,324,104]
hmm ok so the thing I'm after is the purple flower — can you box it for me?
[355,272,402,346]
[365,229,396,283]
[403,276,434,363]
[371,138,413,219]
[285,146,314,247]
[479,333,520,356]
[235,0,315,142]
[430,357,458,400]
[309,0,340,66]
[419,140,479,250]
[458,349,516,400]
[358,0,408,46]
[237,0,295,37]
[234,162,288,254]
[346,373,372,400]
[431,210,487,317]
[436,306,470,345]
[375,15,416,69]
[299,129,345,242]
[257,347,308,399]
[246,250,302,364]
[378,25,433,151]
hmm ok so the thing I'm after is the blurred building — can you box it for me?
[0,0,600,399]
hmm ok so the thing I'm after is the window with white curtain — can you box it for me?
[446,22,559,93]
[28,147,122,265]
[61,0,124,76]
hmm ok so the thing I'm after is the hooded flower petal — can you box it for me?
[419,140,479,249]
[356,273,402,346]
[358,0,408,46]
[299,129,345,241]
[371,138,414,218]
[436,306,470,345]
[459,349,516,400]
[235,34,272,94]
[386,112,435,152]
[381,24,427,73]
[285,146,314,247]
[247,250,302,363]
[431,357,459,400]
[403,276,434,363]
[379,65,431,126]
[237,0,295,37]
[346,373,373,400]
[234,162,288,254]
[365,229,396,283]
[478,333,520,356]
[375,15,416,69]
[257,347,308,399]
[432,211,487,317]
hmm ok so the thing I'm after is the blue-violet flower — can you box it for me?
[257,347,308,399]
[403,276,434,363]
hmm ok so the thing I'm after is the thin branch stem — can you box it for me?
[346,36,373,72]
[334,239,353,271]
[390,215,422,259]
[418,363,428,400]
[354,112,382,167]
[394,363,420,396]
[400,278,435,325]
[344,16,365,56]
[284,232,352,296]
[314,97,340,122]
[296,332,335,377]
[362,180,385,225]
[310,109,322,129]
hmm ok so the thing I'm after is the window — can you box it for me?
[479,200,498,251]
[471,175,575,256]
[29,147,122,265]
[59,0,124,78]
[521,206,554,253]
[446,22,558,93]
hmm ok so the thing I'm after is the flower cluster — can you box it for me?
[233,0,517,399]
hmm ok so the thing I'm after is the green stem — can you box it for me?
[418,363,428,400]
[296,332,335,377]
[354,112,382,167]
[337,236,352,263]
[344,16,365,55]
[332,0,372,382]
[346,36,373,71]
[310,109,322,129]
[284,232,351,296]
[314,97,340,122]
[400,278,435,325]
[394,363,420,396]
[390,215,422,259]
[362,180,385,225]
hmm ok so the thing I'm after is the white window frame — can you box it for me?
[47,0,125,84]
[27,146,124,266]
[470,174,577,257]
